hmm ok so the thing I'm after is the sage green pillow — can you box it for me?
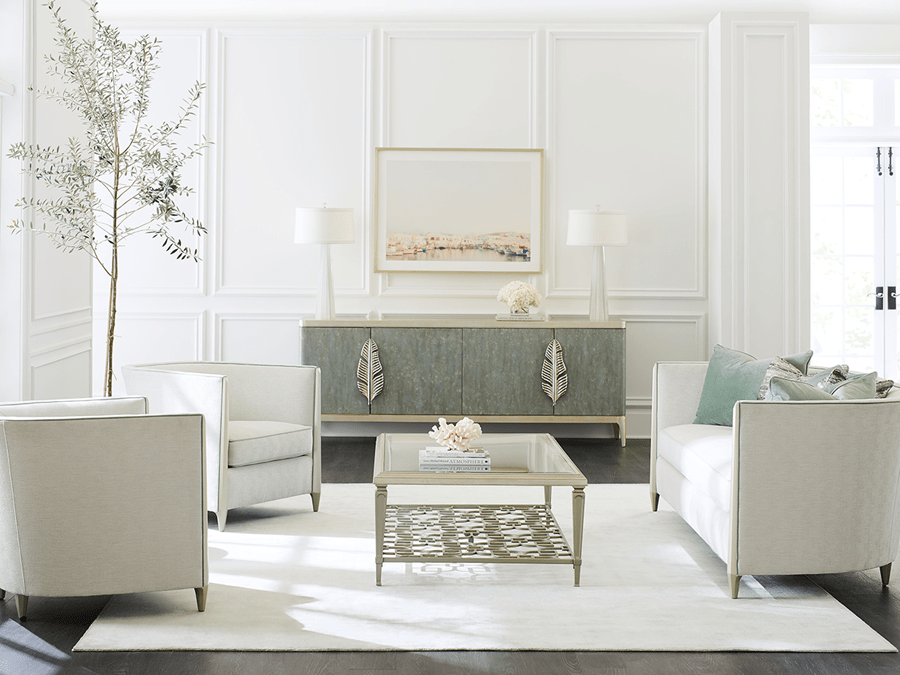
[828,371,878,399]
[765,377,836,401]
[693,345,814,426]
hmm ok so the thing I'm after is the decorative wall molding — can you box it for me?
[709,13,809,357]
[380,28,540,148]
[215,28,372,296]
[546,27,708,301]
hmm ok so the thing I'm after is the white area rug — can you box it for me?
[75,483,896,652]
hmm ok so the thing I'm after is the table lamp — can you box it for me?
[566,208,628,321]
[295,206,355,320]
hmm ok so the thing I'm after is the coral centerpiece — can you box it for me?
[497,281,542,314]
[428,417,483,451]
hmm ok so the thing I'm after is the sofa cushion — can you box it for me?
[228,420,313,468]
[693,345,813,426]
[658,424,733,512]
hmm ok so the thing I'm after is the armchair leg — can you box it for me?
[15,595,27,621]
[651,491,660,512]
[729,574,741,599]
[195,586,208,612]
[311,492,320,512]
[216,510,227,532]
[881,562,892,586]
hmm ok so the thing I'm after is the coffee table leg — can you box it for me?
[572,487,585,587]
[375,487,387,586]
[544,485,552,507]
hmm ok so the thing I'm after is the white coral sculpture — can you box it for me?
[497,281,542,313]
[428,417,483,451]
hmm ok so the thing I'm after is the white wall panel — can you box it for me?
[550,30,706,300]
[383,30,537,148]
[114,30,207,294]
[96,313,203,396]
[709,14,809,357]
[621,314,706,405]
[217,314,300,365]
[219,31,368,293]
[32,344,92,400]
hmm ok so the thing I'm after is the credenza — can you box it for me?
[299,318,626,444]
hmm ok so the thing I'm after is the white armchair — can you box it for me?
[0,396,207,620]
[122,362,321,531]
[652,361,900,598]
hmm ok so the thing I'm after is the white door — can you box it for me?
[811,66,900,379]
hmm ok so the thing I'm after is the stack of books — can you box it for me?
[418,447,491,472]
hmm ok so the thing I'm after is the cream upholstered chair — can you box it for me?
[0,396,208,620]
[122,362,321,531]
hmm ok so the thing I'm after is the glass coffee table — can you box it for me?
[373,432,587,586]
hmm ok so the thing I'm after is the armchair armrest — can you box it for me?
[731,398,900,577]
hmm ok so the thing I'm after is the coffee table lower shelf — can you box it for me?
[377,502,582,585]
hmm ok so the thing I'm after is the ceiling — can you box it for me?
[98,0,900,24]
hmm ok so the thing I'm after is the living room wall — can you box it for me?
[88,20,711,438]
[56,10,806,438]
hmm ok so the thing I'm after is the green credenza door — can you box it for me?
[370,328,463,416]
[461,328,554,416]
[552,328,625,416]
[300,326,371,415]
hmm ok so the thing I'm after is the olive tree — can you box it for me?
[8,0,209,395]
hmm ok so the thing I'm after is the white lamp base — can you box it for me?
[588,245,609,322]
[316,243,336,320]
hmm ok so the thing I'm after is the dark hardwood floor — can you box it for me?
[3,437,899,675]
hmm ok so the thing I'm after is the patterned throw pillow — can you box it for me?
[757,358,847,400]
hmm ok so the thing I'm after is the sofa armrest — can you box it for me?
[731,398,900,577]
[651,362,709,498]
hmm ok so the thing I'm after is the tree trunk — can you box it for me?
[104,248,118,397]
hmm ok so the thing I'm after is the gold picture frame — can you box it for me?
[374,148,543,273]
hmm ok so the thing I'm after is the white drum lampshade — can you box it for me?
[566,208,628,322]
[295,207,355,320]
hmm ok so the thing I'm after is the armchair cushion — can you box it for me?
[228,421,312,468]
[693,345,813,426]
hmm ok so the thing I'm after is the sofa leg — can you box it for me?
[311,492,320,512]
[216,509,228,532]
[195,586,208,612]
[651,491,660,512]
[881,562,892,586]
[15,595,27,621]
[729,574,741,599]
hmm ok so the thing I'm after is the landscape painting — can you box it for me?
[375,148,543,273]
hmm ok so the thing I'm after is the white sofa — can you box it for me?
[651,361,900,598]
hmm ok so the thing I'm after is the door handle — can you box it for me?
[869,286,885,310]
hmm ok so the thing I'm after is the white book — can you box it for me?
[420,446,489,458]
[418,465,491,472]
[419,456,490,465]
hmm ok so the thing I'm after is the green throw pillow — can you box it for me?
[828,371,878,399]
[765,377,836,401]
[693,345,814,426]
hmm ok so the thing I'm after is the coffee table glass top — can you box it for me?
[373,433,587,487]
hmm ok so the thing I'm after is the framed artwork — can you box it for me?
[375,148,543,273]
